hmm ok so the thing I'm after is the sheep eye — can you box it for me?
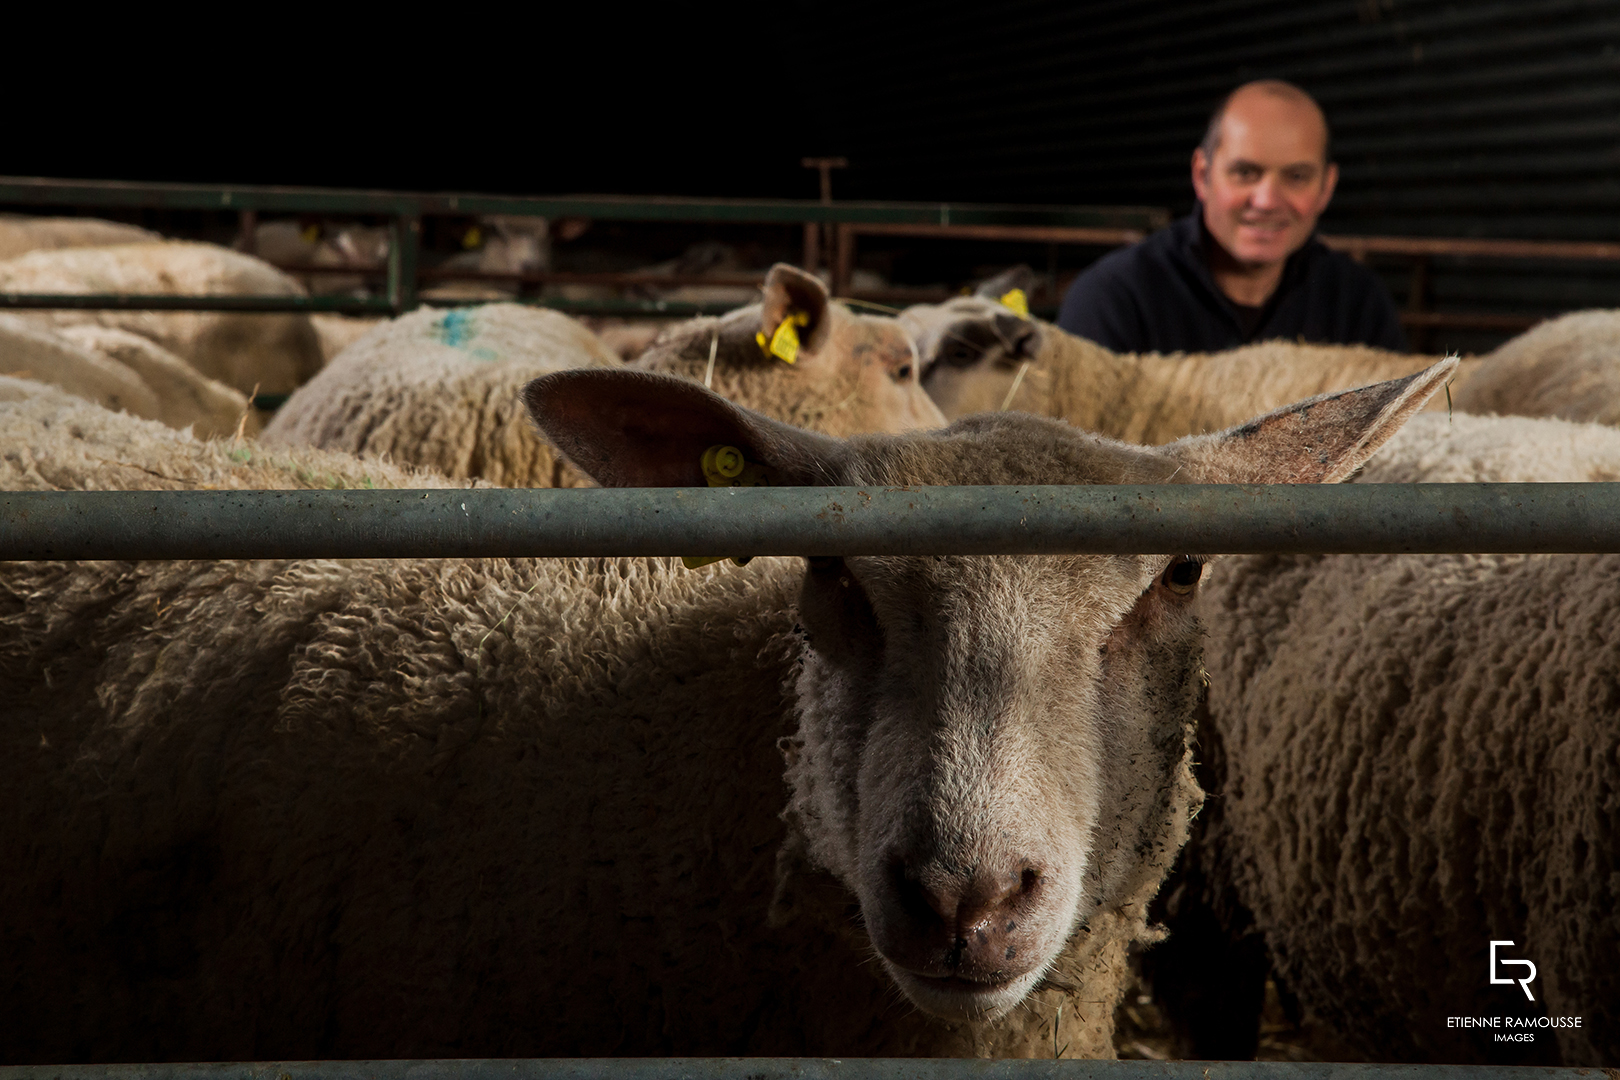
[1161,557,1203,595]
[895,364,912,381]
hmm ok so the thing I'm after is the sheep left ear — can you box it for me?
[974,264,1037,301]
[1167,358,1457,483]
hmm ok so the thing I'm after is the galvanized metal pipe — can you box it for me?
[2,485,1618,563]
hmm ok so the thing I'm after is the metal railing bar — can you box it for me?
[0,294,746,318]
[0,177,1169,230]
[2,485,1617,563]
[0,1058,1595,1080]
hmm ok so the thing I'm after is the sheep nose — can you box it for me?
[886,859,1045,980]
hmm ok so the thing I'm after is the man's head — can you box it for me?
[1191,80,1338,270]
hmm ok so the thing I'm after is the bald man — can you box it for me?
[1058,80,1407,354]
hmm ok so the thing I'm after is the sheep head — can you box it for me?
[900,294,1044,419]
[635,263,945,437]
[523,358,1456,1023]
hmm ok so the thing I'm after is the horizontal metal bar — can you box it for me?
[1321,234,1620,261]
[2,486,1617,563]
[842,223,1147,245]
[0,1060,1596,1080]
[0,293,394,314]
[1398,311,1542,332]
[0,294,742,318]
[0,176,1167,230]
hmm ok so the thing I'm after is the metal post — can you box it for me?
[235,209,258,255]
[388,214,421,314]
[802,157,847,277]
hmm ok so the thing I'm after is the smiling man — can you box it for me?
[1058,80,1407,353]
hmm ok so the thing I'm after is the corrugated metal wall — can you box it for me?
[818,0,1620,352]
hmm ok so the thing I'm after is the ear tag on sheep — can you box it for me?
[682,444,770,570]
[754,310,810,364]
[999,288,1030,318]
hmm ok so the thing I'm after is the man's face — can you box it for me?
[1191,90,1339,269]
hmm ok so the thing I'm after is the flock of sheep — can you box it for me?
[0,215,1616,1068]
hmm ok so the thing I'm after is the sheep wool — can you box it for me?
[1454,309,1620,426]
[262,304,622,488]
[1196,411,1620,1065]
[58,324,257,438]
[0,241,324,395]
[0,213,160,261]
[0,315,161,421]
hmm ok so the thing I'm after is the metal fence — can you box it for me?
[0,1060,1599,1080]
[4,485,1618,562]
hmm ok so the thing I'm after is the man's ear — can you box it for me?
[1315,161,1340,215]
[523,368,848,487]
[1190,147,1211,205]
[974,265,1037,302]
[761,263,832,355]
[1166,358,1457,483]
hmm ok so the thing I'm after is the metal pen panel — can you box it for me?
[3,485,1618,562]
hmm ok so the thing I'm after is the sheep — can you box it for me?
[901,279,1475,442]
[56,325,257,438]
[0,375,441,492]
[633,262,945,437]
[0,317,256,439]
[1163,410,1620,1066]
[0,241,325,396]
[0,213,159,261]
[261,302,623,488]
[0,314,160,421]
[0,356,1454,1063]
[1453,308,1620,426]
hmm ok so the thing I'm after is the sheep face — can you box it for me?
[524,357,1456,1024]
[635,263,946,437]
[901,296,1043,419]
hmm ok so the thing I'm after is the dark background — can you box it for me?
[5,0,1618,351]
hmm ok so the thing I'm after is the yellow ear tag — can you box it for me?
[300,224,320,245]
[999,288,1030,318]
[755,310,810,364]
[683,444,770,570]
[462,225,483,249]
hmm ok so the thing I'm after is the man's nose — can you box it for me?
[1249,174,1281,209]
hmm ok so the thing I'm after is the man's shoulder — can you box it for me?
[1068,222,1187,296]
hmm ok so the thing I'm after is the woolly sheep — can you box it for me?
[902,286,1471,442]
[261,302,622,488]
[0,314,160,421]
[0,359,1453,1062]
[0,241,324,395]
[0,317,255,439]
[56,325,256,438]
[1453,308,1620,426]
[633,263,945,438]
[0,213,159,261]
[1168,410,1620,1066]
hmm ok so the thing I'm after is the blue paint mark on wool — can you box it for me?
[435,308,475,348]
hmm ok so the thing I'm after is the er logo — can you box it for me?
[1490,940,1538,1002]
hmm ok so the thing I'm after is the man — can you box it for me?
[1058,80,1407,354]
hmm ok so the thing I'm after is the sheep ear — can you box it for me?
[523,369,847,487]
[974,264,1038,301]
[992,311,1042,362]
[1166,358,1457,483]
[761,263,832,354]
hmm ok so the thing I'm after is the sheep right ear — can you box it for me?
[974,265,1037,302]
[523,369,848,487]
[1166,358,1458,484]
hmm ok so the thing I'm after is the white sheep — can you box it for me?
[261,302,623,488]
[1453,308,1620,426]
[0,213,159,261]
[0,317,255,439]
[0,357,1454,1062]
[0,241,325,396]
[901,286,1471,442]
[1175,410,1620,1066]
[632,262,944,438]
